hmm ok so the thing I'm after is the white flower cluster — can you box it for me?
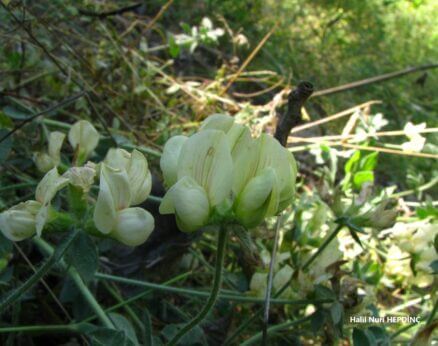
[0,120,154,247]
[383,219,437,287]
[159,114,297,232]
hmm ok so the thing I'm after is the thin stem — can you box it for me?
[0,324,80,334]
[167,225,229,346]
[302,223,343,271]
[34,238,115,329]
[95,272,330,305]
[262,215,282,345]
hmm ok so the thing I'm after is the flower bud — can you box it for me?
[112,207,155,246]
[234,168,278,228]
[34,131,66,172]
[68,120,99,163]
[0,201,41,241]
[160,176,210,232]
[233,134,297,227]
[63,162,96,193]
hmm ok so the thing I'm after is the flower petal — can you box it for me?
[159,176,210,232]
[234,168,278,228]
[68,120,99,160]
[48,131,66,165]
[105,148,131,170]
[199,113,234,132]
[35,168,69,236]
[128,150,152,205]
[177,130,233,206]
[113,207,155,246]
[160,135,188,187]
[93,164,131,234]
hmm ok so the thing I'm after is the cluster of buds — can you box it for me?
[159,114,297,232]
[1,120,155,247]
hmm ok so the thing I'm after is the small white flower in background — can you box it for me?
[233,33,249,47]
[68,120,100,162]
[93,164,154,246]
[401,122,426,152]
[104,148,152,205]
[34,131,66,172]
[0,201,41,241]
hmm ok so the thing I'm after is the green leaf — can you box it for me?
[161,324,206,345]
[168,35,180,58]
[352,328,376,346]
[0,129,13,165]
[310,309,326,334]
[430,259,438,274]
[3,106,31,120]
[0,233,12,258]
[109,313,139,346]
[359,152,378,171]
[314,284,336,300]
[330,301,343,324]
[345,151,361,174]
[142,310,154,346]
[353,171,374,189]
[65,232,98,283]
[88,328,131,346]
[0,113,13,128]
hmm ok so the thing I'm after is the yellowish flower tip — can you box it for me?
[159,113,298,232]
[0,201,41,241]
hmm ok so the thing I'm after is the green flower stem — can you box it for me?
[301,223,344,271]
[167,225,229,346]
[240,316,312,346]
[95,272,331,305]
[33,238,115,329]
[0,323,81,334]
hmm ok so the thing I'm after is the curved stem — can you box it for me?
[168,225,229,346]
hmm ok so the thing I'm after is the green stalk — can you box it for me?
[95,272,330,305]
[0,323,81,334]
[168,225,229,346]
[302,223,343,271]
[34,238,115,329]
